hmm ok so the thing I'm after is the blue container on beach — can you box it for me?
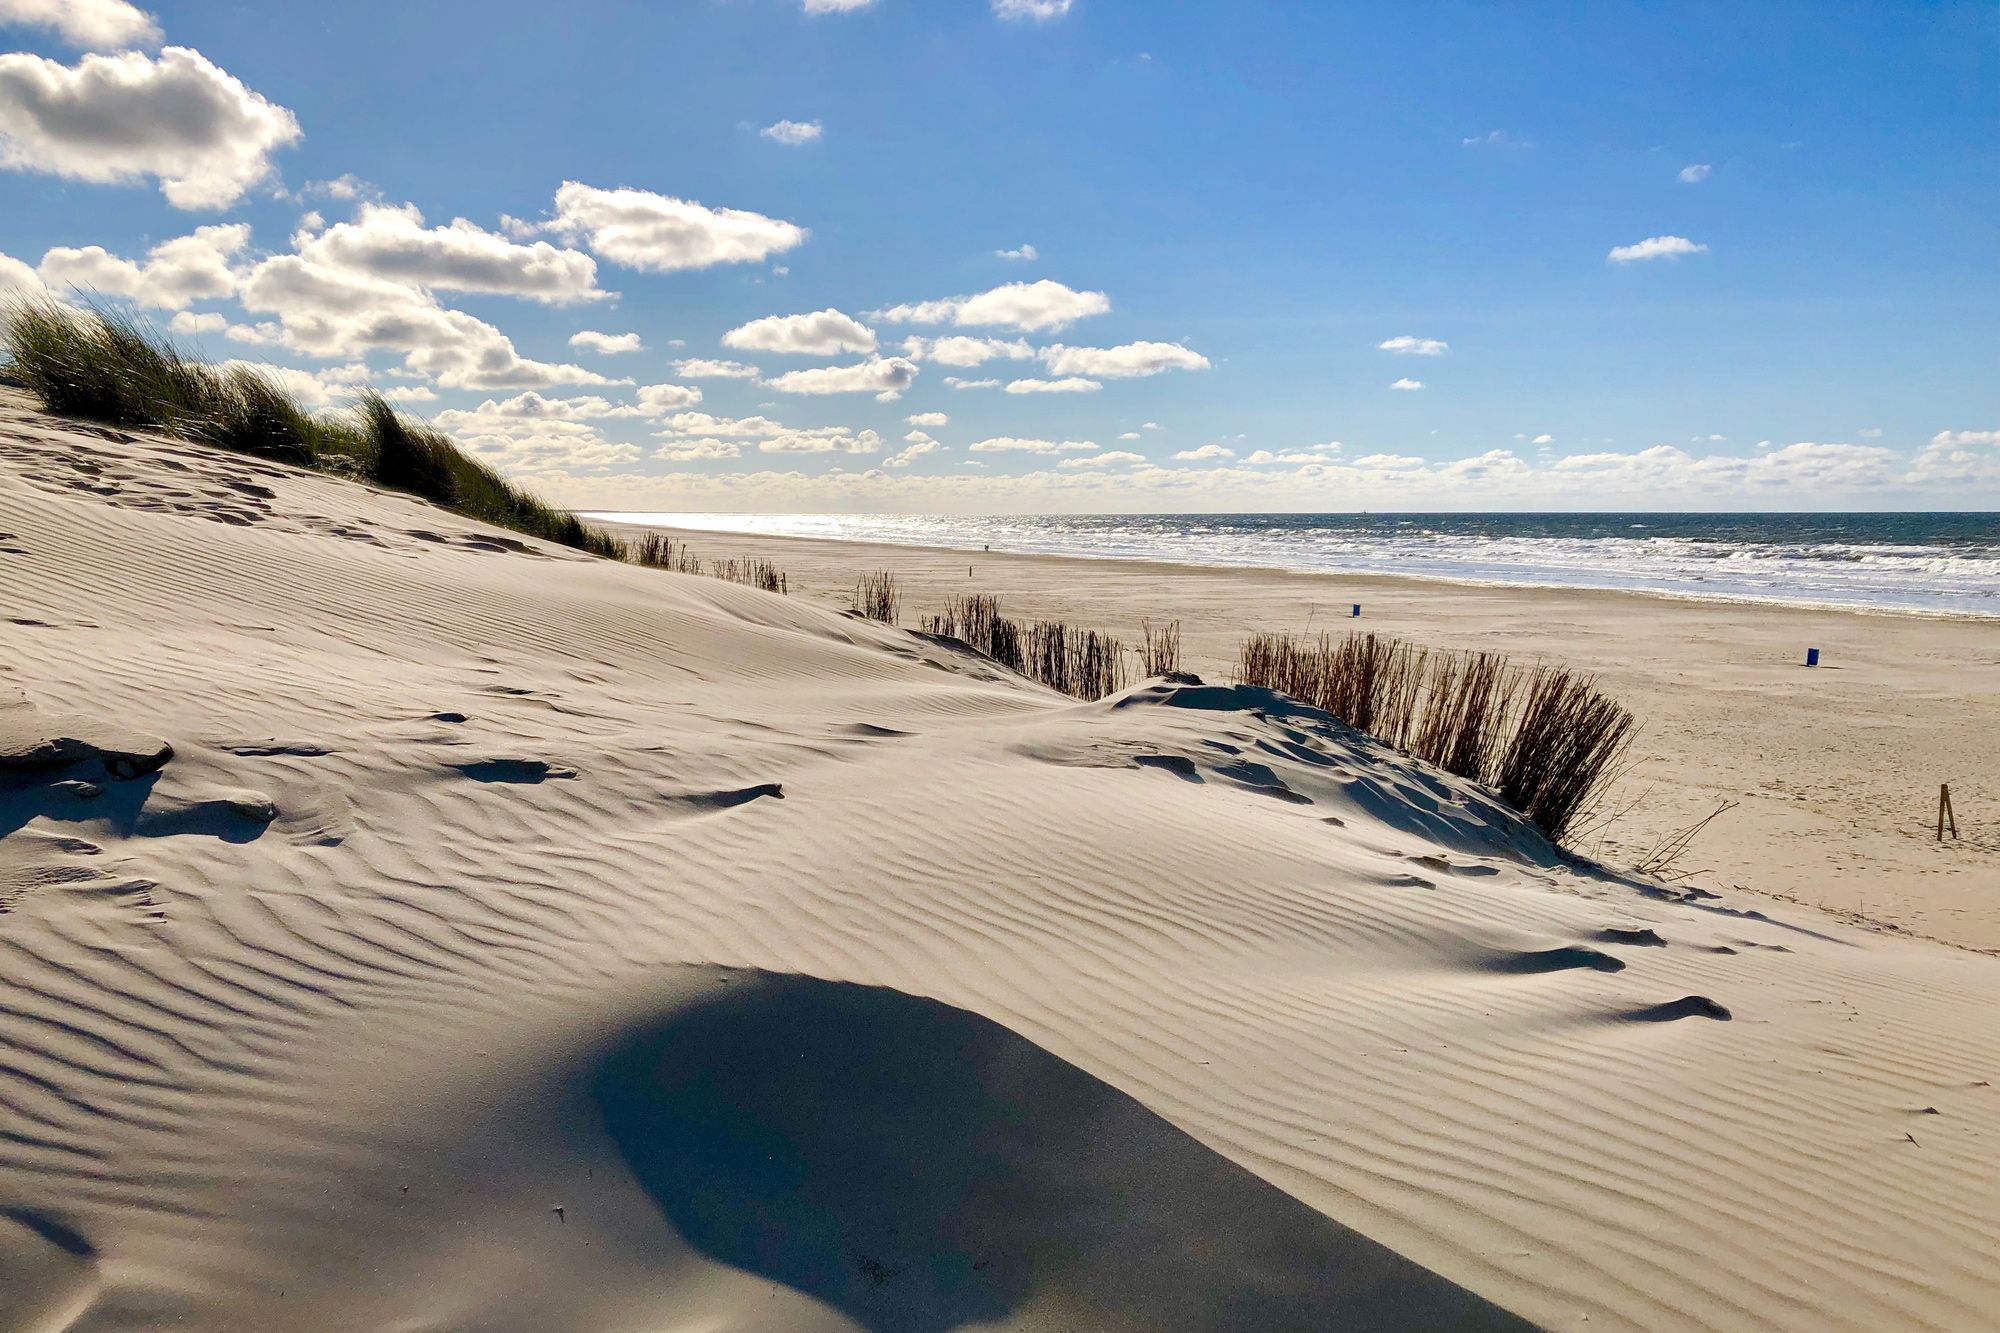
[1351,604,1361,617]
[1806,648,1820,667]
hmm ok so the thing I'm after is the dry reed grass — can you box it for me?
[1237,629,1633,843]
[854,570,901,623]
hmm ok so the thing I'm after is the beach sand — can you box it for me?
[624,521,2000,954]
[4,393,1999,1331]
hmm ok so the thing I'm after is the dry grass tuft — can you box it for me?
[712,557,787,594]
[854,570,901,623]
[1237,629,1634,844]
[1139,619,1182,678]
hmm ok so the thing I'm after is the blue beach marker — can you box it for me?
[1351,604,1361,617]
[1805,648,1820,667]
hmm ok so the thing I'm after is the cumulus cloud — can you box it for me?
[296,203,606,303]
[996,243,1038,261]
[1005,377,1099,394]
[37,222,247,307]
[762,356,918,400]
[874,279,1109,333]
[1174,445,1234,461]
[657,412,789,438]
[1060,450,1145,469]
[723,308,875,356]
[569,330,643,354]
[759,426,882,455]
[0,248,50,300]
[1390,377,1425,391]
[885,437,941,467]
[760,119,823,146]
[1378,335,1448,356]
[1678,163,1712,184]
[0,46,299,208]
[1040,341,1209,378]
[1608,234,1708,263]
[1532,433,1554,445]
[946,377,999,390]
[236,253,620,391]
[899,334,1034,366]
[906,411,949,426]
[994,0,1074,18]
[545,182,806,273]
[672,358,761,379]
[631,383,702,413]
[0,0,160,50]
[658,438,742,462]
[968,437,1096,453]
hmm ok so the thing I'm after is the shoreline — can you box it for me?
[586,511,2000,623]
[607,517,2000,953]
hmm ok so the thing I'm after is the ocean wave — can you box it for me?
[590,511,2000,617]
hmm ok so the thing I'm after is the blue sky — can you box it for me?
[1,0,1996,511]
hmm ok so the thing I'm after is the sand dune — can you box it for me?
[3,391,1999,1330]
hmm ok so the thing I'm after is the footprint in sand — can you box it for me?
[1622,995,1732,1022]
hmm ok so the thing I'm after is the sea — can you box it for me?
[593,512,2000,618]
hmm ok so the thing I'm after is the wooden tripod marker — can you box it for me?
[1937,784,1958,842]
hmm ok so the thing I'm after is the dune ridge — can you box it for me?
[2,390,1998,1330]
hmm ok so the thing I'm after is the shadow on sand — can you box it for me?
[595,972,1532,1332]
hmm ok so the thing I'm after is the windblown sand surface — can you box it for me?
[630,522,2000,953]
[2,392,1998,1331]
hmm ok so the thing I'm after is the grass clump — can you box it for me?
[630,532,704,574]
[1,300,623,557]
[1237,629,1633,844]
[853,570,901,624]
[1139,619,1181,678]
[712,557,787,594]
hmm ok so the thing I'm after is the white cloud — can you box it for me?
[900,334,1034,366]
[0,0,160,50]
[0,249,49,301]
[569,330,643,354]
[658,412,790,438]
[996,243,1038,261]
[802,0,874,11]
[1118,432,1140,441]
[437,392,643,426]
[37,222,247,307]
[1056,452,1152,466]
[1006,376,1100,394]
[1857,428,1883,438]
[1678,163,1712,184]
[1608,234,1708,263]
[763,356,917,399]
[168,310,225,335]
[1040,340,1209,378]
[874,278,1109,333]
[885,437,941,468]
[1910,430,2000,486]
[1461,129,1529,148]
[1390,377,1425,391]
[1377,335,1448,357]
[723,308,875,356]
[673,358,761,379]
[946,377,999,390]
[297,202,606,303]
[0,46,300,209]
[634,383,704,413]
[969,437,1096,453]
[994,0,1074,19]
[906,411,949,426]
[237,253,620,391]
[1243,444,1342,465]
[1142,421,1162,430]
[1532,433,1554,445]
[658,438,742,462]
[758,426,882,454]
[215,359,376,410]
[761,119,823,146]
[546,181,807,273]
[1174,445,1234,461]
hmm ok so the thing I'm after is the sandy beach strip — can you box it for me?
[611,520,2000,952]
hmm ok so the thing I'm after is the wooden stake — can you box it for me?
[1938,784,1958,842]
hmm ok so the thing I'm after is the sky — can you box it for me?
[0,0,1996,513]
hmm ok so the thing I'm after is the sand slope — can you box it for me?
[1,391,1997,1331]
